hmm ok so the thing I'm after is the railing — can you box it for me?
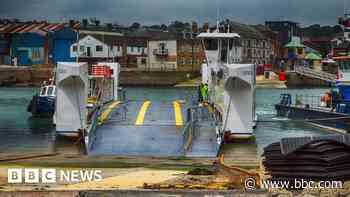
[294,94,324,109]
[85,106,103,152]
[294,66,337,83]
[181,120,195,153]
[181,106,220,155]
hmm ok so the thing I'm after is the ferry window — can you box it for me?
[40,87,47,96]
[47,87,54,96]
[96,45,103,52]
[204,39,218,50]
[343,61,350,70]
[221,39,228,62]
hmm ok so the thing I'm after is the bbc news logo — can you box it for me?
[8,168,103,184]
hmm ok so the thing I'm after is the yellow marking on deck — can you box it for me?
[135,101,151,126]
[98,101,120,124]
[173,101,183,126]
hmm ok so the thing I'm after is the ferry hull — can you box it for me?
[275,104,350,133]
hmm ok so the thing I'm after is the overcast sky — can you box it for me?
[0,0,347,26]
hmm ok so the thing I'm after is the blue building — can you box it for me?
[49,27,77,64]
[11,32,47,66]
[0,34,11,65]
[0,22,77,66]
[0,23,12,65]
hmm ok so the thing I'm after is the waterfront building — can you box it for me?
[226,22,277,65]
[148,36,178,71]
[146,31,204,71]
[48,27,77,64]
[0,22,75,66]
[265,21,302,45]
[0,31,11,65]
[70,31,123,64]
[121,36,148,69]
[284,36,306,70]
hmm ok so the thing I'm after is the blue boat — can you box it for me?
[275,56,350,133]
[27,83,56,117]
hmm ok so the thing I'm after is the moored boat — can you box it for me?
[27,80,56,117]
[275,14,350,134]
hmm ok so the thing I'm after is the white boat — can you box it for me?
[198,30,256,141]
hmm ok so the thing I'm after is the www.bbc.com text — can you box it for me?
[245,178,343,190]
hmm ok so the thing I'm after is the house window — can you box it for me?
[138,47,141,53]
[297,48,303,55]
[182,57,186,65]
[80,45,85,52]
[131,47,134,52]
[96,45,103,52]
[73,45,77,52]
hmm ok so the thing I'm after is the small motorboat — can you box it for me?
[27,80,56,117]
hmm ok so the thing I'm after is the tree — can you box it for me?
[130,22,141,30]
[168,21,191,32]
[89,17,100,26]
[160,24,168,31]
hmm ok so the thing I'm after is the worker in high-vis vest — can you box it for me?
[198,83,204,103]
[202,83,209,102]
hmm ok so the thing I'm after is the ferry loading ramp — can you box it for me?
[88,100,219,157]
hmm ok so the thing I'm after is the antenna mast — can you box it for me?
[345,0,347,15]
[216,0,220,31]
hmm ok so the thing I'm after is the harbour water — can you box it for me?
[0,87,333,156]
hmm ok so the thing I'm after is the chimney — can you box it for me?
[69,20,75,28]
[192,21,198,33]
[202,22,209,32]
[106,23,113,31]
[82,19,88,28]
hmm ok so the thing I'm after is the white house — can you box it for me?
[148,40,177,70]
[70,35,123,58]
[127,46,147,55]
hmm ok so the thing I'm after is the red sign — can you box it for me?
[91,65,112,78]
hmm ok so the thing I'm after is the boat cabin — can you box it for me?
[198,32,241,66]
[39,85,56,97]
[334,56,350,82]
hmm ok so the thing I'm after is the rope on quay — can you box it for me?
[257,116,350,123]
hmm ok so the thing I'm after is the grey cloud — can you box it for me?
[0,0,346,26]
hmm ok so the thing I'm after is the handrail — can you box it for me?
[181,120,195,153]
[295,66,337,82]
[85,105,103,152]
